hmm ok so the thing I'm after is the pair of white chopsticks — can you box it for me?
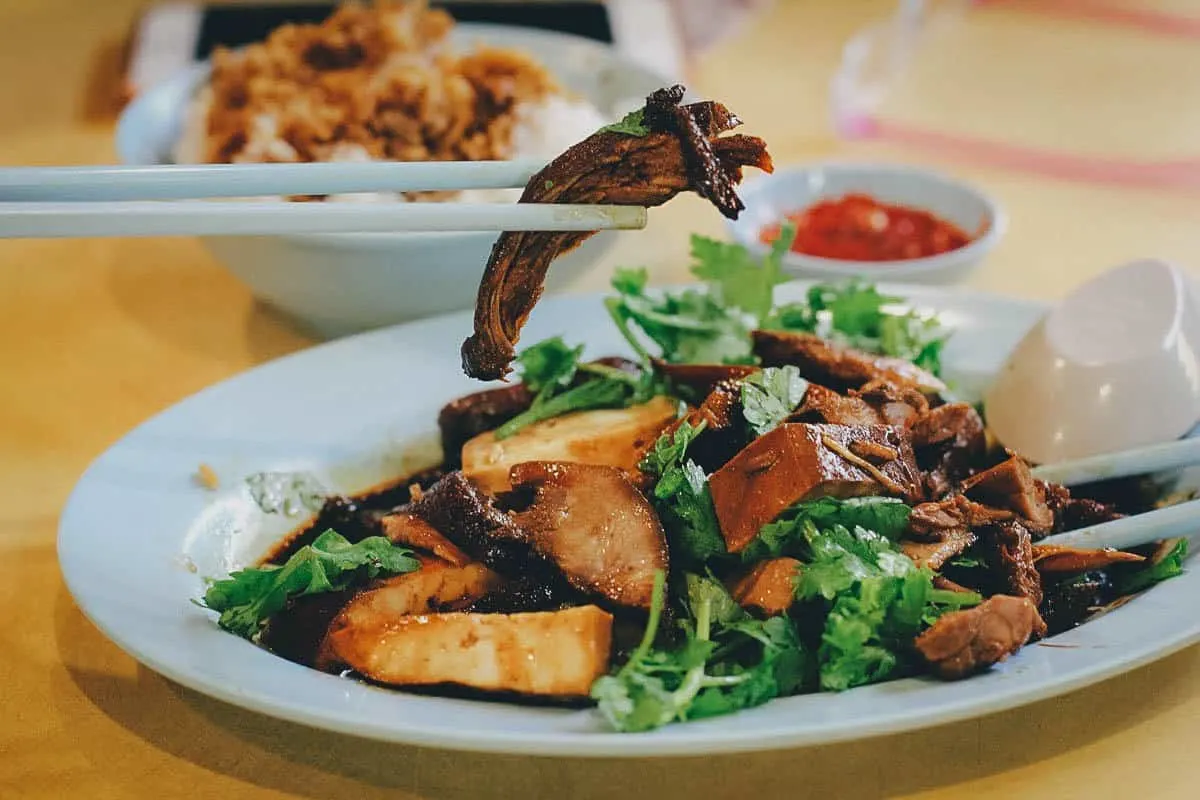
[0,159,647,237]
[1032,438,1200,551]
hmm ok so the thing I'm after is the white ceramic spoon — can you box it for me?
[984,258,1200,465]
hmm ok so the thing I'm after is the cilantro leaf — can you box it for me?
[689,228,792,322]
[787,521,979,691]
[1112,538,1189,595]
[591,571,811,732]
[494,338,671,440]
[600,108,650,136]
[493,378,631,439]
[639,422,728,567]
[743,497,912,561]
[513,336,583,394]
[200,529,419,640]
[764,278,949,376]
[740,365,808,437]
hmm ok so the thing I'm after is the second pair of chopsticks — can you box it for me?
[1032,438,1200,551]
[0,160,647,237]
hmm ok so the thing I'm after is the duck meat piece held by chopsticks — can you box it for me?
[461,86,774,381]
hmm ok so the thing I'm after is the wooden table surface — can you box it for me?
[3,1,1199,798]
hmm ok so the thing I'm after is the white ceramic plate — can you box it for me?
[59,282,1199,757]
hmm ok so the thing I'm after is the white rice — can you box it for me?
[173,88,610,204]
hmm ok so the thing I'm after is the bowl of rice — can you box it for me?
[116,2,672,337]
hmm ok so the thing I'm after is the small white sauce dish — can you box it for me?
[724,162,1006,284]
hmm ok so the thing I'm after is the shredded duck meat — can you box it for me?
[461,86,773,380]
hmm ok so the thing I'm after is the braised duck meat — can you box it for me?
[978,520,1044,607]
[905,494,1014,542]
[910,402,987,499]
[662,377,749,473]
[709,422,923,553]
[961,456,1055,534]
[751,330,946,395]
[438,383,535,468]
[653,360,760,400]
[401,471,553,579]
[790,383,885,427]
[901,529,976,571]
[914,595,1046,679]
[1040,572,1111,636]
[509,462,669,610]
[1030,544,1144,574]
[462,86,773,380]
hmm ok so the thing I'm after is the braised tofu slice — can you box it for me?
[327,563,504,631]
[461,396,678,493]
[380,512,472,566]
[709,423,922,553]
[727,557,801,616]
[510,462,668,610]
[315,562,505,671]
[326,605,613,697]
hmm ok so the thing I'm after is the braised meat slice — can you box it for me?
[791,384,884,427]
[401,471,560,585]
[509,462,668,610]
[653,360,760,400]
[906,494,1013,542]
[438,383,534,468]
[1031,544,1144,574]
[727,557,801,617]
[961,456,1055,534]
[661,378,748,473]
[978,520,1043,607]
[901,529,976,570]
[380,512,472,566]
[709,423,922,553]
[325,604,613,697]
[855,380,930,427]
[751,330,946,394]
[910,402,987,498]
[914,595,1046,679]
[1040,572,1110,635]
[462,86,773,380]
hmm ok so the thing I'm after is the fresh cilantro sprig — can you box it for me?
[590,571,810,732]
[493,337,668,440]
[791,522,982,691]
[638,421,727,568]
[741,497,912,562]
[199,529,420,640]
[605,228,796,366]
[599,108,650,136]
[740,365,808,437]
[768,280,948,375]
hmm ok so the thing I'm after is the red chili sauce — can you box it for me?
[760,193,972,262]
